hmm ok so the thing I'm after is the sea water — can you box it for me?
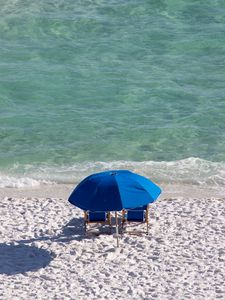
[0,0,225,188]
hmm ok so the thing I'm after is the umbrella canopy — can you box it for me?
[68,170,161,211]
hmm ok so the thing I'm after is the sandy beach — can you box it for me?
[0,184,224,299]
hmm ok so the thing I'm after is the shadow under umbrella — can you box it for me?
[53,217,90,242]
[52,217,113,239]
[0,243,55,275]
[14,217,91,246]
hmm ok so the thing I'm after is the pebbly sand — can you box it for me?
[0,184,224,300]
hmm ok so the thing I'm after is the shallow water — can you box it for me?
[0,1,225,187]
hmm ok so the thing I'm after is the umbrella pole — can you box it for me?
[115,211,119,247]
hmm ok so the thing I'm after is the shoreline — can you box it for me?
[0,182,224,200]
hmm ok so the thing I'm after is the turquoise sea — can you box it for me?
[0,0,225,188]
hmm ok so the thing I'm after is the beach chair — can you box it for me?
[84,211,112,234]
[122,205,149,235]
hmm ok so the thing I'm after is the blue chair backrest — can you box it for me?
[126,205,147,221]
[88,211,106,221]
[127,210,145,221]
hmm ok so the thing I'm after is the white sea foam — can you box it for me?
[1,157,225,188]
[0,175,53,188]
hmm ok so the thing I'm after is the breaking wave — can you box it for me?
[1,157,225,188]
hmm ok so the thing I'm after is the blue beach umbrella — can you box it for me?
[68,170,161,246]
[68,170,161,211]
